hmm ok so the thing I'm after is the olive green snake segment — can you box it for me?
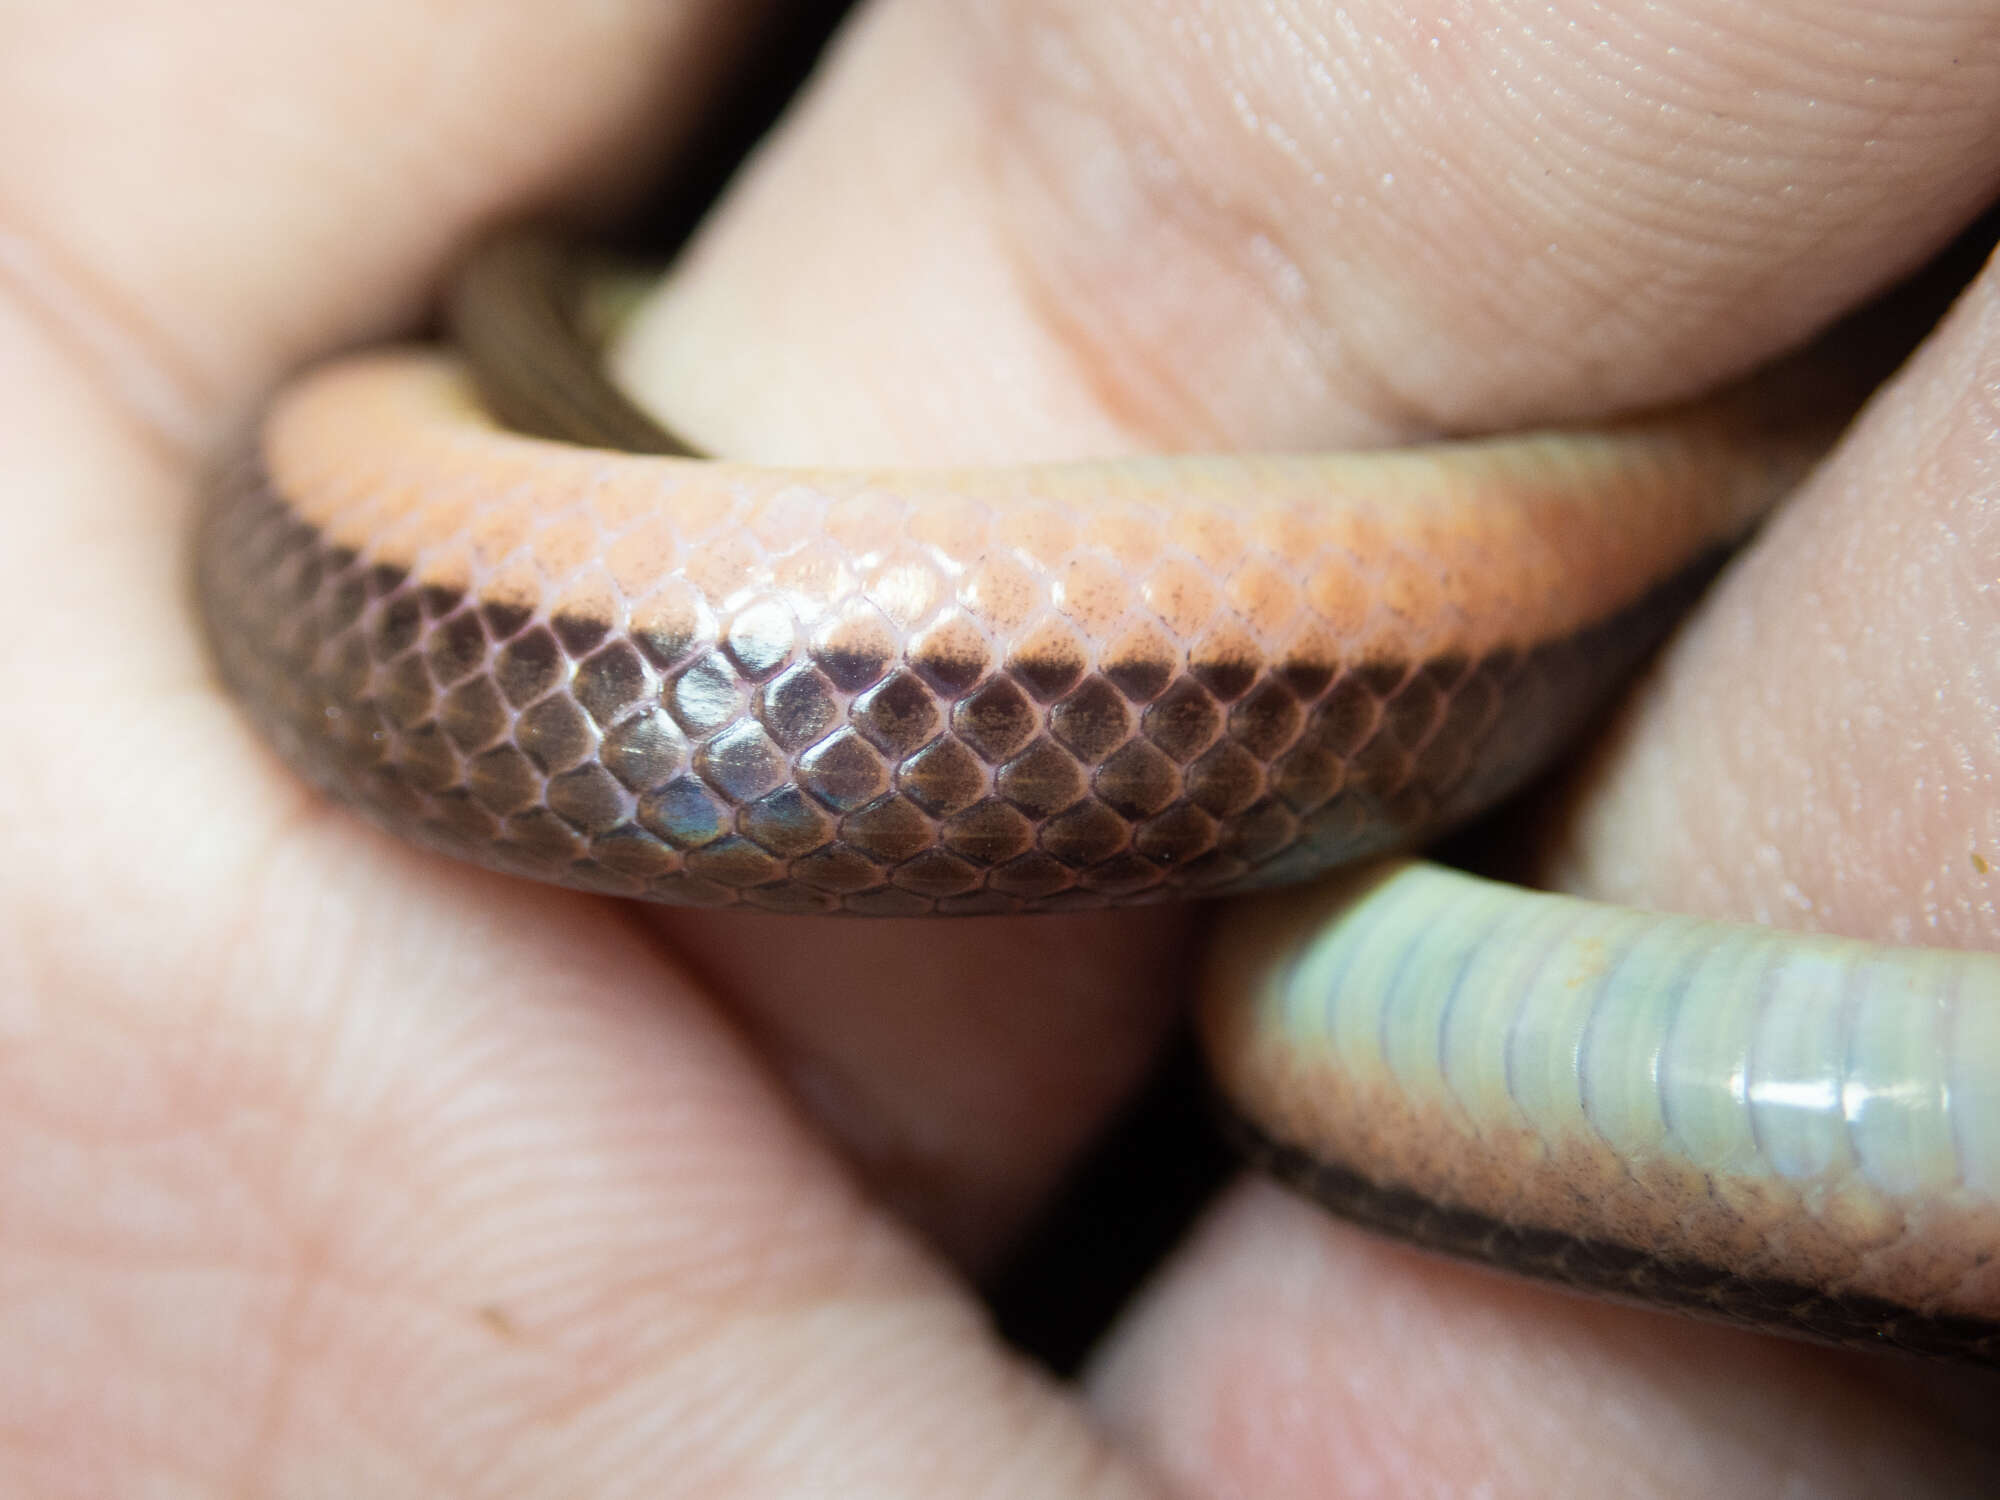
[193,229,1999,1363]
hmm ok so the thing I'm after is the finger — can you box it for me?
[659,907,1190,1266]
[1086,1182,2000,1499]
[609,0,2000,1275]
[0,809,1161,1493]
[1542,243,2000,942]
[0,0,770,457]
[614,0,2000,463]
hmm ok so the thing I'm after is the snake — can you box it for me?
[194,228,2000,1365]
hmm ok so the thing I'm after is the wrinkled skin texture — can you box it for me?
[3,2,2000,1495]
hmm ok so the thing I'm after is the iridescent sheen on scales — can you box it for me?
[198,385,1728,914]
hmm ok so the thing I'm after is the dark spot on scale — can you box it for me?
[840,795,933,862]
[552,610,610,657]
[740,785,837,857]
[1036,799,1126,866]
[371,593,423,659]
[852,671,941,755]
[1189,650,1259,703]
[572,641,652,727]
[911,649,989,696]
[494,627,565,707]
[479,598,534,642]
[798,729,892,812]
[418,582,466,620]
[600,708,689,793]
[1048,676,1133,763]
[813,644,894,693]
[1093,740,1179,819]
[1101,650,1174,704]
[953,677,1039,762]
[426,609,488,686]
[1142,678,1223,763]
[1275,657,1337,699]
[1007,643,1088,703]
[758,664,841,751]
[516,693,596,773]
[899,736,988,817]
[637,776,730,849]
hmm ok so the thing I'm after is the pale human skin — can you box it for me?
[3,1,1999,1494]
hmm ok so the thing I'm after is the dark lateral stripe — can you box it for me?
[1226,1111,2000,1367]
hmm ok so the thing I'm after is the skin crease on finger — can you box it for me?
[616,0,2000,464]
[608,0,2000,1495]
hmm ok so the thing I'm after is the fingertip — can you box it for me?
[1544,242,2000,947]
[610,1,1139,465]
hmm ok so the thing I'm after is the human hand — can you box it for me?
[4,3,1998,1495]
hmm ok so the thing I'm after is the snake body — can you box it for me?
[196,231,2000,1362]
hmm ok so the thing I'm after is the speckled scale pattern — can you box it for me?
[195,359,1740,914]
